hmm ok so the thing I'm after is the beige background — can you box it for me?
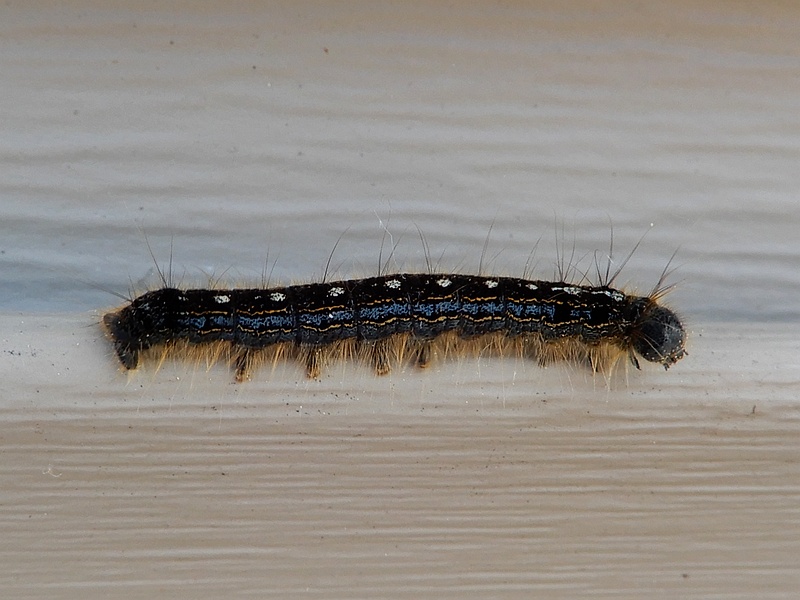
[2,1,800,598]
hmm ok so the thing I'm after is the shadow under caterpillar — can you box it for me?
[102,272,686,382]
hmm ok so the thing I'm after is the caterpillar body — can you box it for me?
[102,272,686,382]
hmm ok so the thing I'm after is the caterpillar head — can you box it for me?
[629,299,687,370]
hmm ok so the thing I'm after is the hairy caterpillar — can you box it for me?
[102,269,686,382]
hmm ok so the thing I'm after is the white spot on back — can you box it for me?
[385,279,401,289]
[562,286,582,295]
[437,278,452,288]
[328,286,345,297]
[589,289,625,302]
[527,283,538,290]
[485,280,498,288]
[270,292,286,302]
[214,295,230,304]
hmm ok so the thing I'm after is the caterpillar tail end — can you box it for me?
[102,311,140,371]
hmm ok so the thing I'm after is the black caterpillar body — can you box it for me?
[103,273,686,381]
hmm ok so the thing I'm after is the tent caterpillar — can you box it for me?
[102,270,686,382]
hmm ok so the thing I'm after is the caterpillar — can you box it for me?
[102,271,686,382]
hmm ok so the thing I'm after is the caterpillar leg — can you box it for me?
[585,343,626,375]
[234,349,255,382]
[370,338,394,376]
[304,346,326,379]
[520,336,551,367]
[415,340,433,368]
